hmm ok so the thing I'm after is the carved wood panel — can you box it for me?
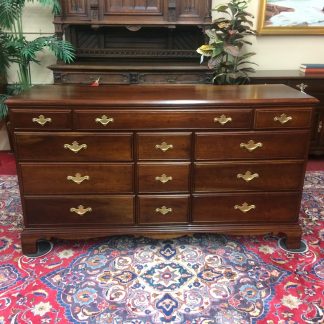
[178,0,201,18]
[104,0,162,14]
[64,0,88,16]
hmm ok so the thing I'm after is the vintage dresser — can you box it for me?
[7,84,318,254]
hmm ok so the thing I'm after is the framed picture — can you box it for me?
[257,0,324,35]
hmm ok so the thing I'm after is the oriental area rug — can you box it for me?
[0,173,323,324]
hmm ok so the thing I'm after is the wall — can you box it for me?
[1,0,324,150]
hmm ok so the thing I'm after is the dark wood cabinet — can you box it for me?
[250,70,324,156]
[50,0,213,84]
[56,0,211,26]
[6,84,318,254]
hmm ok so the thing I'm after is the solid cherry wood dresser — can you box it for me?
[6,84,318,254]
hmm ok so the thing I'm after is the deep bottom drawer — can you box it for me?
[24,196,134,226]
[138,195,189,224]
[192,192,301,223]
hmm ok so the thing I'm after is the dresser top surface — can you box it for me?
[6,84,318,107]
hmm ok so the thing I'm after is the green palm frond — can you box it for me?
[21,37,48,63]
[0,0,25,29]
[27,0,61,15]
[0,95,9,120]
[44,36,76,63]
[0,30,21,74]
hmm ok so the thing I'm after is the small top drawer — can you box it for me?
[254,108,313,129]
[10,109,72,130]
[74,109,252,130]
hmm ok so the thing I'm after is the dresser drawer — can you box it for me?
[195,131,310,160]
[10,109,72,130]
[194,161,304,192]
[138,195,189,224]
[138,163,190,193]
[137,132,191,160]
[254,108,313,129]
[74,109,252,130]
[24,195,134,226]
[15,132,133,161]
[192,192,301,223]
[20,163,134,194]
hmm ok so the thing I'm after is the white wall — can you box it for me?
[247,1,324,69]
[2,0,324,150]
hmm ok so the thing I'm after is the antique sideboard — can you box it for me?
[6,84,318,254]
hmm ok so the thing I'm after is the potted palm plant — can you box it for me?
[0,0,75,120]
[197,0,256,85]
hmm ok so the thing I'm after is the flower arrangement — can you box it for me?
[197,0,256,85]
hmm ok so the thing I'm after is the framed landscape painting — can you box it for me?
[257,0,324,35]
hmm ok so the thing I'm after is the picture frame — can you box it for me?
[257,0,324,35]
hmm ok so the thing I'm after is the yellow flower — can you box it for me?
[218,22,231,29]
[197,44,214,57]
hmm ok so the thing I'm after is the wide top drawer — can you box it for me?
[74,109,253,130]
[10,109,72,130]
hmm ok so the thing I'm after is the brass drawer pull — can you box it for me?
[214,114,232,125]
[155,142,173,152]
[32,115,52,126]
[296,82,308,93]
[274,113,292,125]
[237,171,259,182]
[155,206,173,215]
[67,173,90,184]
[64,141,87,153]
[234,202,255,213]
[318,121,323,133]
[70,205,92,216]
[95,115,114,126]
[155,174,173,183]
[240,140,263,152]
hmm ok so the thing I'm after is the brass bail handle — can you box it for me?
[240,140,263,152]
[234,202,256,213]
[214,114,232,125]
[70,205,92,216]
[155,174,173,183]
[155,142,173,152]
[64,141,87,153]
[32,115,52,126]
[155,206,173,215]
[67,173,90,184]
[273,113,292,125]
[95,115,114,126]
[237,171,259,182]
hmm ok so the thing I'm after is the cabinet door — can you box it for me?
[177,0,209,22]
[63,0,91,20]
